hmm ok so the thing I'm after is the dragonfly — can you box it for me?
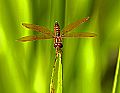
[18,17,96,53]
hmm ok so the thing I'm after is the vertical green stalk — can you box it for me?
[50,48,62,93]
[56,51,62,93]
[112,47,120,93]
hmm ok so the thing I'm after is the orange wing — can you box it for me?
[22,23,54,36]
[62,32,97,38]
[17,35,53,42]
[61,17,89,35]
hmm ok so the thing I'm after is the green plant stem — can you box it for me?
[50,48,62,93]
[56,51,62,93]
[112,47,120,93]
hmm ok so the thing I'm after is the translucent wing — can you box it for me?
[62,32,96,38]
[22,23,54,36]
[61,17,89,35]
[17,35,53,42]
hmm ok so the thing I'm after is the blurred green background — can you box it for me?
[0,0,120,93]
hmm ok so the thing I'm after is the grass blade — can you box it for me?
[50,48,62,93]
[56,51,62,93]
[112,47,120,93]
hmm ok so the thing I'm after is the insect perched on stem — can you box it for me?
[18,17,96,93]
[18,17,96,54]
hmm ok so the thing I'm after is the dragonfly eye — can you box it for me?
[54,43,58,48]
[58,43,63,48]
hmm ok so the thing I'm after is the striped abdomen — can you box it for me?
[54,21,63,48]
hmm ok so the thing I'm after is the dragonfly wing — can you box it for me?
[22,23,54,36]
[62,32,97,38]
[61,17,90,35]
[17,35,53,42]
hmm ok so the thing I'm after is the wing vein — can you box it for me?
[61,17,90,35]
[22,23,54,36]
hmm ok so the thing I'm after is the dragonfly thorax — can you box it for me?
[54,36,63,48]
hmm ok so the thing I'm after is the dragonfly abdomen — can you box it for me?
[54,21,63,48]
[54,21,60,36]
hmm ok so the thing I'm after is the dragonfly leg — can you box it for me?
[55,47,62,58]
